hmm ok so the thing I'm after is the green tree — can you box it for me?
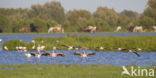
[94,7,118,27]
[32,18,48,32]
[121,10,138,20]
[135,15,155,26]
[27,1,66,24]
[0,15,11,32]
[11,18,31,32]
[44,1,66,24]
[143,0,156,23]
[117,14,131,26]
[66,9,93,28]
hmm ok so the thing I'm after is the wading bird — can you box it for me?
[74,51,95,62]
[4,46,8,51]
[75,48,79,52]
[0,38,2,42]
[32,45,36,51]
[25,53,31,64]
[78,46,90,50]
[96,46,104,50]
[16,46,27,52]
[22,47,27,52]
[132,48,142,52]
[43,47,65,58]
[128,50,140,57]
[41,47,65,63]
[16,46,19,51]
[29,52,42,64]
[61,44,73,50]
[31,40,36,51]
[114,48,127,51]
[96,46,110,51]
[41,52,65,58]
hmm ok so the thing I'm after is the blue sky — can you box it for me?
[0,0,148,13]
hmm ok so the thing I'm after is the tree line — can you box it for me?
[0,0,155,33]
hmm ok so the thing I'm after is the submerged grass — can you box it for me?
[0,65,155,78]
[2,35,156,52]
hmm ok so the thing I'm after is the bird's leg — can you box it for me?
[48,57,51,64]
[37,59,40,64]
[51,57,55,64]
[36,57,40,65]
[27,58,31,64]
[82,57,87,62]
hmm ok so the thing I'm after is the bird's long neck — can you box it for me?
[52,50,55,53]
[37,49,40,53]
[83,50,86,55]
[34,42,35,47]
[75,48,78,52]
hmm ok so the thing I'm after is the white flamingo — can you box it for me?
[41,47,65,63]
[0,39,2,42]
[4,46,8,51]
[31,40,36,50]
[30,52,42,64]
[22,47,27,52]
[25,53,31,63]
[128,50,140,57]
[74,50,95,62]
[61,44,73,50]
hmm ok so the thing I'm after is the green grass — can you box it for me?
[2,35,156,52]
[0,32,155,35]
[0,65,155,78]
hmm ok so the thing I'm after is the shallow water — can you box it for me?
[0,33,156,66]
[0,50,155,66]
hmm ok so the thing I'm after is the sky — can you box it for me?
[0,0,148,13]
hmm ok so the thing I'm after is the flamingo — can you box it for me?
[128,50,140,57]
[16,46,20,51]
[16,46,27,52]
[61,44,73,50]
[132,48,142,51]
[74,50,95,62]
[114,48,127,51]
[137,48,142,51]
[0,38,2,42]
[22,47,27,52]
[96,46,109,50]
[4,46,8,51]
[56,40,60,43]
[97,46,104,50]
[25,53,31,64]
[31,40,36,51]
[18,46,23,51]
[37,45,41,53]
[41,52,65,58]
[75,48,79,52]
[30,52,42,64]
[31,40,35,43]
[43,47,65,58]
[41,47,65,63]
[41,40,44,43]
[40,45,46,51]
[32,45,36,51]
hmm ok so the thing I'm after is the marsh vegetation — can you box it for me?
[2,36,156,52]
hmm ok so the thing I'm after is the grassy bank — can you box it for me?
[0,65,155,78]
[2,36,156,52]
